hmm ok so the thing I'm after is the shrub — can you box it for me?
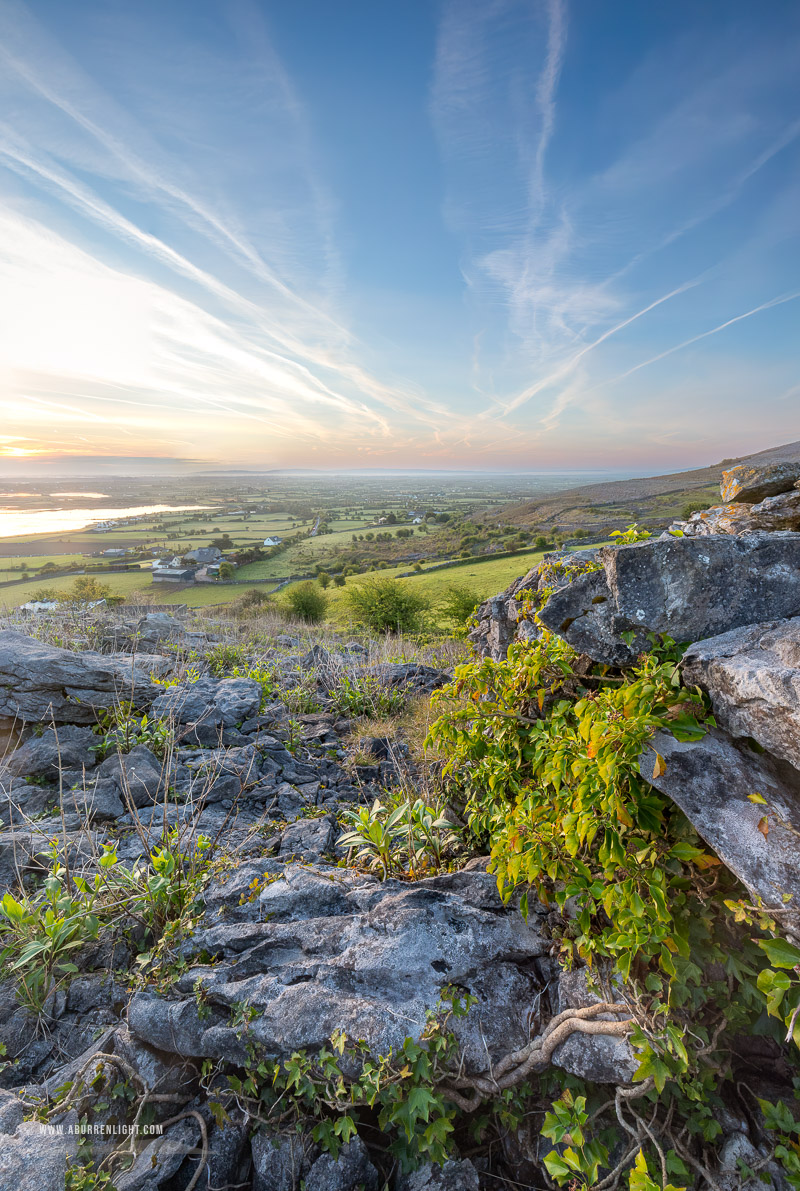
[345,577,429,634]
[234,588,273,613]
[333,574,346,587]
[317,571,331,588]
[282,580,329,624]
[681,500,708,520]
[438,583,479,629]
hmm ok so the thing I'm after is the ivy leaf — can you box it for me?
[758,938,800,969]
[748,792,768,805]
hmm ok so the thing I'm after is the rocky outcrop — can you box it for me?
[720,461,800,504]
[641,729,800,918]
[682,619,800,767]
[0,631,156,725]
[668,490,800,537]
[538,533,800,665]
[469,550,599,661]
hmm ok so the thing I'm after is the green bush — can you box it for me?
[345,577,429,634]
[282,580,329,624]
[438,583,479,629]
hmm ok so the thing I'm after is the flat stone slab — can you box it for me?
[683,619,800,769]
[539,533,800,665]
[0,631,155,725]
[128,865,551,1074]
[641,728,800,914]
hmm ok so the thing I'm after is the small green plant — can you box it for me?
[213,988,475,1172]
[230,662,277,710]
[541,1089,609,1186]
[65,1163,116,1191]
[0,840,115,1013]
[329,674,405,718]
[609,523,652,545]
[338,798,460,879]
[283,681,321,715]
[92,706,172,761]
[205,642,247,676]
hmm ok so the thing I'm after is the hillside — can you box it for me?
[487,437,800,534]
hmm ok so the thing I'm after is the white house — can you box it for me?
[263,537,282,547]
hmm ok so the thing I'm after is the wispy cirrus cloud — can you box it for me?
[0,0,457,464]
[432,0,800,461]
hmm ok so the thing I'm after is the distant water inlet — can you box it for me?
[0,504,212,540]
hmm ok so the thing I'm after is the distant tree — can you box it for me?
[317,571,331,589]
[345,577,429,634]
[386,512,397,525]
[333,574,346,587]
[282,580,329,624]
[58,576,112,603]
[534,536,551,551]
[218,562,235,580]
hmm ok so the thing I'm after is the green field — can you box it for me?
[0,571,153,609]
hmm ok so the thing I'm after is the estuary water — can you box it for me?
[0,504,211,540]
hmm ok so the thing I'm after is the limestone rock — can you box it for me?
[469,550,600,661]
[0,1117,78,1190]
[364,662,450,693]
[721,461,800,504]
[114,1116,201,1191]
[540,534,800,664]
[305,1137,379,1191]
[397,1159,480,1190]
[672,490,800,537]
[641,728,800,915]
[95,745,164,808]
[1,725,98,780]
[682,618,800,768]
[0,631,155,725]
[150,676,261,728]
[127,865,550,1075]
[251,1132,316,1191]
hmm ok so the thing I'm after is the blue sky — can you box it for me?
[0,0,797,472]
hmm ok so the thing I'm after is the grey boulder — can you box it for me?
[641,728,800,916]
[150,676,261,729]
[682,618,800,768]
[720,461,800,503]
[469,550,599,661]
[95,745,164,808]
[0,630,155,725]
[1,725,98,780]
[672,490,800,537]
[539,534,800,665]
[127,865,550,1075]
[0,1117,78,1190]
[251,1132,316,1191]
[305,1137,379,1190]
[398,1160,480,1191]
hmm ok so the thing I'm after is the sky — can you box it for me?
[0,0,798,475]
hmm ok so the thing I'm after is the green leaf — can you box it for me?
[758,938,800,969]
